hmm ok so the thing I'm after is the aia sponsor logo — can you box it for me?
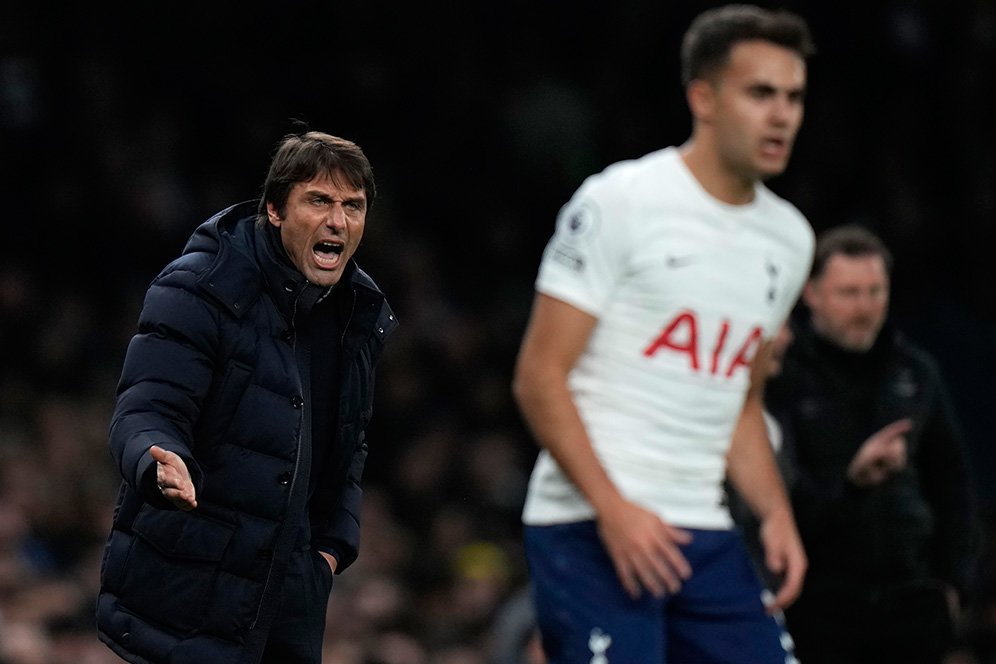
[643,309,763,378]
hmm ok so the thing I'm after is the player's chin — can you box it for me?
[756,159,790,179]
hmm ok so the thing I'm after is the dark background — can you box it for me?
[1,1,994,660]
[4,0,993,493]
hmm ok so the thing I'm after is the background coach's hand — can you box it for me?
[847,418,912,487]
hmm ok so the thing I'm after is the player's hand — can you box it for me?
[597,497,692,599]
[848,419,912,487]
[759,506,807,612]
[151,445,198,511]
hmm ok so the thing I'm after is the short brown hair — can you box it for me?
[811,224,894,279]
[681,4,816,87]
[256,131,376,224]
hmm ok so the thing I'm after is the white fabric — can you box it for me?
[521,146,814,529]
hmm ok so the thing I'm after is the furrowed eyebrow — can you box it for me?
[306,190,366,206]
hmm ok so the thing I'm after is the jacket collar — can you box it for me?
[254,220,341,319]
[794,314,898,376]
[191,202,394,337]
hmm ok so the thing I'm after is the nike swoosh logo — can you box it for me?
[666,255,697,268]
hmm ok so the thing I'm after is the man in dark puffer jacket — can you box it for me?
[97,130,398,664]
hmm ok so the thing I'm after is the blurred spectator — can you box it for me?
[487,585,545,664]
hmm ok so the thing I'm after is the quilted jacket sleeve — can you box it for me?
[108,268,218,508]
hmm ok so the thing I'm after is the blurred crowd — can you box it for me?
[2,1,996,662]
[0,223,545,664]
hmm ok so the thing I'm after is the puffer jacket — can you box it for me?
[96,201,398,664]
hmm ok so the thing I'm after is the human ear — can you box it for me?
[687,79,716,122]
[266,201,283,227]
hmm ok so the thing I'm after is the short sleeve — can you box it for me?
[534,176,631,317]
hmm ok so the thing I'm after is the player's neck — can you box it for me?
[679,140,756,206]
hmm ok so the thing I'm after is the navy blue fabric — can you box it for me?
[259,546,333,664]
[524,522,796,664]
[96,202,397,664]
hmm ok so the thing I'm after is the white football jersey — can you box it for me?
[521,146,814,529]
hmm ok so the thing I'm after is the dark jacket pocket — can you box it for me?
[312,547,334,595]
[116,506,237,634]
[131,505,235,561]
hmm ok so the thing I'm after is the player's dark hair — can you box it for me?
[257,131,376,224]
[811,224,894,279]
[681,4,816,86]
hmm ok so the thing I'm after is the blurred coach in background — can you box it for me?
[767,224,979,664]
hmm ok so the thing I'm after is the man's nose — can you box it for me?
[855,292,880,315]
[325,204,347,229]
[770,95,798,126]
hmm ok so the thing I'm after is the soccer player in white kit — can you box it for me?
[512,5,816,663]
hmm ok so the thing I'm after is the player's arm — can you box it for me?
[512,293,691,599]
[726,340,807,611]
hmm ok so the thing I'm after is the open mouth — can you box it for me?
[313,240,344,267]
[760,137,789,158]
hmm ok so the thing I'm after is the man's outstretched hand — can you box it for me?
[150,445,197,510]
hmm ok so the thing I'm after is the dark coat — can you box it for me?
[766,318,977,598]
[96,202,397,664]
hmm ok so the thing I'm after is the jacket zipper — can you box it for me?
[251,290,306,630]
